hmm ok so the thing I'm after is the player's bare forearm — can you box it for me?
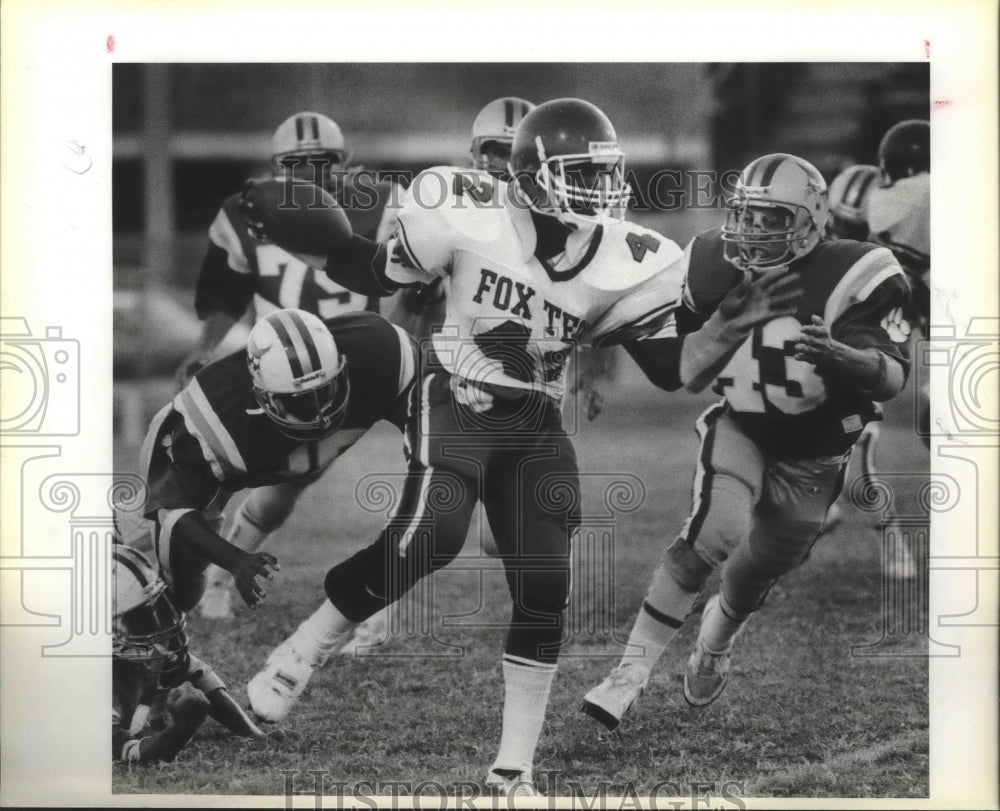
[173,511,244,571]
[678,309,750,393]
[794,315,905,401]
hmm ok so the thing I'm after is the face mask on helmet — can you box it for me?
[247,309,351,441]
[721,153,829,272]
[113,545,190,686]
[474,141,514,180]
[252,370,349,441]
[508,98,631,229]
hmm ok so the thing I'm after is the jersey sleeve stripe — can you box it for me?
[208,209,252,275]
[823,247,902,324]
[391,325,417,396]
[138,403,175,488]
[175,380,248,479]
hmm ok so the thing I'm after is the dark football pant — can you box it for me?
[325,370,579,664]
[663,403,850,616]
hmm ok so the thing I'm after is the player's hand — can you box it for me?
[238,177,354,260]
[165,682,211,726]
[719,270,803,329]
[794,315,839,365]
[231,551,280,609]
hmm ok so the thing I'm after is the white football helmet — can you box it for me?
[470,97,536,178]
[247,309,349,441]
[271,112,351,184]
[827,164,880,240]
[722,153,830,272]
[113,543,189,683]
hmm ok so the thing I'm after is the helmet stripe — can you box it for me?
[265,312,307,378]
[285,310,324,374]
[295,115,305,144]
[757,155,785,187]
[505,99,514,128]
[114,546,152,589]
[849,171,877,208]
[310,115,319,141]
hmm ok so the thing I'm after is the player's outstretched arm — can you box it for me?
[170,511,279,608]
[186,653,264,738]
[794,315,906,401]
[174,311,239,390]
[680,270,803,392]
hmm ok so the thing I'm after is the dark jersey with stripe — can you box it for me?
[142,312,416,517]
[681,228,912,458]
[194,174,400,321]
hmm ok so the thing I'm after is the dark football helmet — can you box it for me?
[878,119,930,183]
[508,98,630,227]
[113,543,189,685]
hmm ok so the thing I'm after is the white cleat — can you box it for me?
[485,767,539,797]
[683,636,733,707]
[247,641,320,722]
[883,524,918,581]
[338,608,389,656]
[580,662,651,730]
[198,565,234,620]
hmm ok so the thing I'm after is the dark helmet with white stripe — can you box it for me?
[508,98,631,227]
[878,119,930,183]
[827,163,880,240]
[471,97,536,179]
[247,308,349,441]
[113,543,189,685]
[271,112,352,187]
[722,153,830,272]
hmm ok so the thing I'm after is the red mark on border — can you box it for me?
[933,99,953,109]
[106,35,115,54]
[923,39,930,58]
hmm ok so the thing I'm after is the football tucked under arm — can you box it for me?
[239,177,394,297]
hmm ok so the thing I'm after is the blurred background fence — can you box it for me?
[112,62,929,445]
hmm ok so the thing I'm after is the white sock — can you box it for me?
[621,566,699,671]
[700,593,747,652]
[492,656,557,776]
[287,600,356,665]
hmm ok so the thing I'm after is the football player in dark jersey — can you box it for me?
[581,153,913,728]
[112,543,262,764]
[118,308,417,618]
[173,112,403,620]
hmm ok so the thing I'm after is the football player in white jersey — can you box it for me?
[239,98,765,794]
[176,112,403,620]
[581,153,912,728]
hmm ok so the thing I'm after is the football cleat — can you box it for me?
[247,641,321,722]
[197,564,234,620]
[485,767,539,797]
[684,594,742,707]
[580,661,650,730]
[337,608,389,656]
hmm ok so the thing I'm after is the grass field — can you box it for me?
[112,366,930,801]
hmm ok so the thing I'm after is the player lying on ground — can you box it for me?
[114,308,417,621]
[580,153,912,729]
[112,543,262,764]
[173,111,402,623]
[236,98,729,796]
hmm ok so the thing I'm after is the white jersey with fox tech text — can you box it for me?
[385,166,685,404]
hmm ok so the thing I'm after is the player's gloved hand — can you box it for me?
[238,177,354,263]
[165,682,211,726]
[718,270,803,331]
[231,551,280,609]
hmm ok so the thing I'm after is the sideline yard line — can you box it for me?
[752,729,928,792]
